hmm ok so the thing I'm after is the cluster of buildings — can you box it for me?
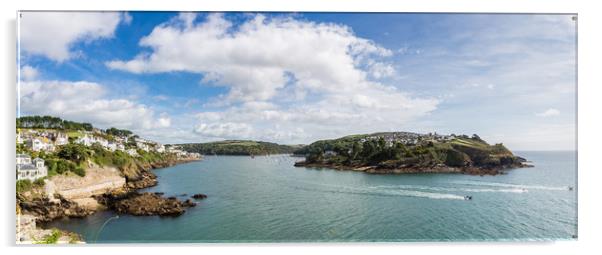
[16,154,47,181]
[75,133,168,156]
[16,128,202,182]
[165,145,202,160]
[17,130,68,152]
[359,132,456,147]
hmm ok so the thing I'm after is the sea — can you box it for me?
[46,151,577,242]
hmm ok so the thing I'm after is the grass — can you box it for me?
[450,138,489,149]
[66,130,84,139]
[35,229,62,244]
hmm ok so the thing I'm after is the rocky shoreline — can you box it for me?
[17,158,205,243]
[294,161,532,176]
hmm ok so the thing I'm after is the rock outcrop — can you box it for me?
[125,171,158,190]
[95,191,196,217]
[18,195,94,222]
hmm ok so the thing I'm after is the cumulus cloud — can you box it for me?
[107,13,395,103]
[194,122,253,139]
[536,108,561,117]
[21,65,38,81]
[19,80,171,130]
[368,62,396,79]
[106,13,438,143]
[19,11,124,61]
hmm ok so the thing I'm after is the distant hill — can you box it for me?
[176,140,302,156]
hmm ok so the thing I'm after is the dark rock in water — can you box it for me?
[183,199,197,207]
[191,193,208,200]
[18,195,93,222]
[167,196,177,200]
[96,192,190,217]
[294,161,307,167]
[178,193,188,197]
[154,192,164,196]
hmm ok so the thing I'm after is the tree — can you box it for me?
[105,127,133,137]
[350,141,362,160]
[57,144,90,164]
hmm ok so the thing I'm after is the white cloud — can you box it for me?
[153,95,169,101]
[536,108,561,117]
[19,80,171,130]
[107,13,395,103]
[122,12,133,25]
[157,115,172,128]
[105,13,438,143]
[194,122,253,139]
[19,12,123,61]
[368,62,396,79]
[21,65,38,81]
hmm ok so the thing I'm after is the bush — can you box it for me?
[16,179,32,194]
[72,166,86,177]
[57,144,91,164]
[46,158,84,176]
[33,178,46,186]
[37,229,61,244]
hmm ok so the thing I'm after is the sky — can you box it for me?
[17,12,577,150]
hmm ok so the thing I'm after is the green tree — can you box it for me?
[57,144,90,164]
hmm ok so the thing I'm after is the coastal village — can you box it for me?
[16,118,202,244]
[359,132,455,146]
[16,128,201,181]
[321,132,458,157]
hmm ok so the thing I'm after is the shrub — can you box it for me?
[57,143,91,164]
[37,229,61,244]
[72,166,86,177]
[16,179,32,194]
[33,178,46,186]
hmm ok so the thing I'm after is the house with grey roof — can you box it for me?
[16,154,47,181]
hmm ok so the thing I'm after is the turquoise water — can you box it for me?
[47,151,577,242]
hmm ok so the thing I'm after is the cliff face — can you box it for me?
[46,165,126,201]
[119,157,196,189]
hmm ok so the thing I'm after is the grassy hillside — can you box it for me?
[177,140,299,155]
[300,132,524,170]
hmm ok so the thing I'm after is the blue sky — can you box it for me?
[18,12,576,150]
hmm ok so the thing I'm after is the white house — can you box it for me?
[136,141,150,152]
[126,148,138,156]
[76,135,95,146]
[16,154,47,181]
[26,138,55,152]
[155,143,165,153]
[324,150,338,157]
[16,154,31,165]
[106,142,118,152]
[77,135,110,148]
[54,133,69,145]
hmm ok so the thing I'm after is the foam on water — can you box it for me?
[374,184,528,193]
[450,181,569,191]
[293,184,467,200]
